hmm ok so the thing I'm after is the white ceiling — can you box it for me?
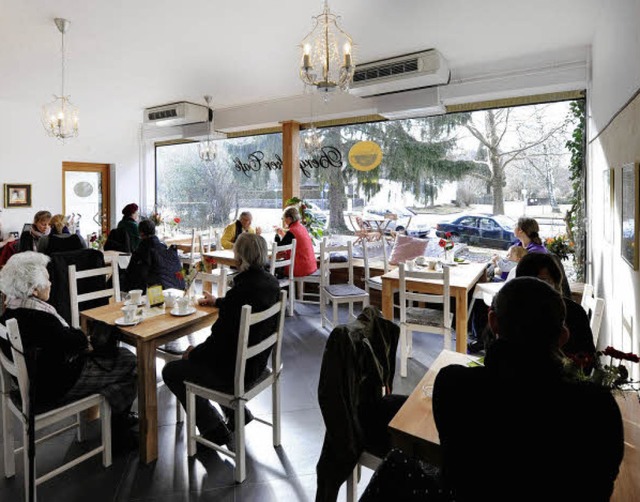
[1,0,602,127]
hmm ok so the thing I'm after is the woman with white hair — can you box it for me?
[274,206,317,277]
[0,252,138,444]
[162,233,280,446]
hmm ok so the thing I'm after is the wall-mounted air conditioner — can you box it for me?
[143,101,208,127]
[350,49,450,98]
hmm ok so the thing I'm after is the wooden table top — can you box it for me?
[382,261,487,290]
[203,249,238,268]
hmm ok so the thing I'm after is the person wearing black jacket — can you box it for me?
[162,233,280,446]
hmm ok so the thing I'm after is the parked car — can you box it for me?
[435,213,517,249]
[364,206,430,238]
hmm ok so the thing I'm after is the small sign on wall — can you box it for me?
[3,183,32,208]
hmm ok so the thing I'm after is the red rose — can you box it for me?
[445,232,452,238]
[174,217,181,224]
[175,271,184,279]
[438,239,446,248]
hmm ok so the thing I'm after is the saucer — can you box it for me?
[170,307,196,317]
[115,316,142,327]
[125,297,146,307]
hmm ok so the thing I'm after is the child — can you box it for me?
[493,245,527,281]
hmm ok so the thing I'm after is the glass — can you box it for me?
[64,171,103,238]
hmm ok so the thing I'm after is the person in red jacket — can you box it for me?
[274,206,317,277]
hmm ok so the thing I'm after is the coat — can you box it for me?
[220,220,257,250]
[117,217,140,251]
[125,235,184,291]
[275,220,318,277]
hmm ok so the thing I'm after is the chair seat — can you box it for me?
[324,284,368,297]
[405,307,453,328]
[367,276,383,290]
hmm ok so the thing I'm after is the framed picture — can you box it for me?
[621,163,639,270]
[4,183,32,208]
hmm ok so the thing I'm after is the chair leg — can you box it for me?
[346,463,359,502]
[176,396,185,423]
[77,412,86,442]
[2,396,15,478]
[101,398,112,467]
[333,301,339,329]
[272,379,281,447]
[22,426,33,501]
[235,400,246,483]
[320,293,327,328]
[348,300,354,320]
[186,390,196,457]
[400,325,408,377]
[288,284,295,316]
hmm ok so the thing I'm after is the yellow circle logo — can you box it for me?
[348,141,383,171]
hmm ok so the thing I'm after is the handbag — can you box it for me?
[88,319,121,359]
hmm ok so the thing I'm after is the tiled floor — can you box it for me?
[0,303,449,501]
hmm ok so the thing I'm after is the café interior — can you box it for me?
[1,0,639,500]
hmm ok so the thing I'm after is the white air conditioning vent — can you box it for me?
[143,101,208,127]
[351,49,450,98]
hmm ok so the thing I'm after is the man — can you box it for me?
[220,211,261,250]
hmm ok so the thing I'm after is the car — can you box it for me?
[435,213,517,250]
[364,206,430,238]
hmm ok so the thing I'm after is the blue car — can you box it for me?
[435,214,517,250]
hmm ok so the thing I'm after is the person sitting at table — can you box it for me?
[274,206,317,277]
[117,203,141,251]
[431,277,623,501]
[18,210,52,252]
[162,233,280,446]
[220,211,261,250]
[37,213,86,254]
[124,219,184,292]
[491,244,527,281]
[514,216,547,254]
[0,252,139,445]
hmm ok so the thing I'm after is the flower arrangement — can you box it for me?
[284,196,325,242]
[169,216,181,228]
[438,232,454,252]
[88,232,107,250]
[545,234,574,260]
[175,261,203,294]
[149,211,164,226]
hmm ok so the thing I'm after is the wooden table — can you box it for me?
[381,262,487,353]
[80,301,218,463]
[388,349,478,464]
[203,249,238,268]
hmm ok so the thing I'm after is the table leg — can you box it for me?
[455,289,468,353]
[382,279,393,320]
[136,340,158,463]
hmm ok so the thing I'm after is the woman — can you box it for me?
[37,214,86,254]
[274,206,317,277]
[162,233,280,446]
[0,252,138,437]
[514,217,547,253]
[117,203,141,251]
[18,210,51,252]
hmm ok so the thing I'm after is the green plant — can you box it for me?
[544,234,574,260]
[284,196,325,242]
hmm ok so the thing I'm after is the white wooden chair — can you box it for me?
[346,451,383,502]
[0,319,112,500]
[361,239,390,294]
[398,262,452,377]
[319,239,369,331]
[179,229,201,268]
[185,290,287,483]
[270,239,296,316]
[68,261,121,329]
[580,284,605,346]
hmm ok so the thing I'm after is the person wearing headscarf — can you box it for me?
[117,203,141,251]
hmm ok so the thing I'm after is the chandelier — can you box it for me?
[198,95,223,162]
[299,0,355,94]
[42,18,79,141]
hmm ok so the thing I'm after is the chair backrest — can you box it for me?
[233,290,287,396]
[69,261,121,328]
[0,319,30,416]
[398,262,450,326]
[319,238,355,287]
[270,239,297,282]
[198,229,215,254]
[196,268,228,298]
[581,283,594,311]
[581,285,605,346]
[361,239,389,284]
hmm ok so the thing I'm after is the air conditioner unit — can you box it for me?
[350,49,450,98]
[143,101,208,127]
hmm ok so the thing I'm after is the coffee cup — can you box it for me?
[177,296,190,314]
[122,305,137,323]
[427,259,437,271]
[127,289,143,305]
[164,292,177,308]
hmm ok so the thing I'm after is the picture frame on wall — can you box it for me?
[621,163,639,270]
[3,183,32,208]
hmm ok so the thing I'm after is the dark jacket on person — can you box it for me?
[433,339,624,501]
[38,233,86,255]
[103,227,132,254]
[125,235,184,291]
[0,308,88,409]
[315,307,401,502]
[188,266,280,383]
[117,217,140,251]
[18,227,42,252]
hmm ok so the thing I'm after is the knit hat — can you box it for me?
[122,203,139,217]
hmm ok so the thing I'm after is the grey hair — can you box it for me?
[234,233,268,272]
[283,206,301,223]
[239,211,252,221]
[0,251,50,299]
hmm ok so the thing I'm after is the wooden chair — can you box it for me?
[398,262,452,377]
[361,239,390,294]
[179,229,200,268]
[319,239,369,330]
[270,239,296,316]
[580,284,605,346]
[185,291,287,483]
[353,216,381,246]
[68,261,121,329]
[346,451,383,502]
[0,319,112,500]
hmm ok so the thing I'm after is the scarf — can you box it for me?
[5,296,69,328]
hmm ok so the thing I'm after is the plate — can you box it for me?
[115,316,142,327]
[125,297,147,307]
[170,307,197,317]
[454,259,470,265]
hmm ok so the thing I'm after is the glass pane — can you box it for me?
[64,171,102,239]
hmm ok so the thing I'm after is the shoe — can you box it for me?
[112,411,139,431]
[202,423,233,447]
[467,340,485,354]
[226,408,254,432]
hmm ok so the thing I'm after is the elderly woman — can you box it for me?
[117,203,141,251]
[18,210,52,252]
[162,233,280,446]
[0,252,138,439]
[274,206,317,277]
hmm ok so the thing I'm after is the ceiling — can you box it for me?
[1,0,602,129]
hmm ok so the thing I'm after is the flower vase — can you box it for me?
[444,249,453,264]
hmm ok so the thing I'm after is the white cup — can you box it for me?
[121,305,137,323]
[427,259,437,271]
[127,289,143,305]
[177,296,190,314]
[164,292,177,308]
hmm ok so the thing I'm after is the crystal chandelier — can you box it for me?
[199,95,220,162]
[42,18,79,141]
[299,0,355,94]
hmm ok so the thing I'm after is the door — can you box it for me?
[63,162,110,240]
